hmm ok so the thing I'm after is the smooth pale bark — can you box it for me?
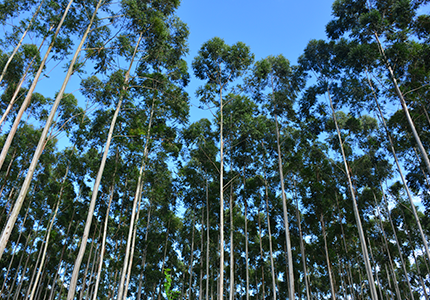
[28,165,70,300]
[257,209,266,300]
[368,238,385,300]
[334,194,355,299]
[0,0,74,171]
[242,168,250,300]
[0,200,30,295]
[78,229,97,300]
[199,209,204,300]
[219,85,225,300]
[374,32,430,176]
[206,173,210,300]
[327,88,378,300]
[374,198,402,300]
[320,214,337,300]
[0,148,16,199]
[67,26,143,299]
[0,0,97,260]
[293,179,311,300]
[92,179,116,300]
[273,113,295,299]
[229,183,234,300]
[136,204,152,300]
[119,96,155,300]
[366,70,430,264]
[383,195,415,300]
[263,173,277,300]
[25,230,46,299]
[0,50,40,129]
[0,0,45,85]
[188,213,196,300]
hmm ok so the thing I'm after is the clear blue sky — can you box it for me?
[176,0,335,122]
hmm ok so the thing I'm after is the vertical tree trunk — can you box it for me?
[0,0,103,260]
[264,173,277,300]
[373,32,430,176]
[199,208,204,300]
[0,0,74,171]
[241,167,250,300]
[327,87,378,300]
[366,70,430,265]
[219,85,225,300]
[320,214,336,300]
[293,178,311,300]
[229,183,234,300]
[188,213,196,300]
[67,26,144,300]
[119,96,155,300]
[257,209,266,300]
[206,173,210,300]
[0,0,45,85]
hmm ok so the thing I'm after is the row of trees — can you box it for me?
[0,0,429,299]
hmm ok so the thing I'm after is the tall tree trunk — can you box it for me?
[92,172,116,300]
[219,85,225,300]
[188,213,196,300]
[264,172,277,300]
[327,87,378,300]
[199,208,204,300]
[206,172,210,300]
[293,178,311,300]
[382,193,415,300]
[67,27,144,300]
[257,209,266,300]
[0,200,30,295]
[368,238,384,300]
[320,214,336,300]
[119,96,155,300]
[243,167,250,300]
[0,0,73,170]
[366,70,430,265]
[0,0,45,85]
[229,182,234,300]
[136,203,152,300]
[273,113,295,299]
[0,0,103,260]
[374,196,402,300]
[28,165,70,300]
[270,70,295,299]
[373,31,430,176]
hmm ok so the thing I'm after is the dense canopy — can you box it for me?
[0,0,430,299]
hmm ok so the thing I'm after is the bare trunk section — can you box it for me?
[0,0,103,260]
[293,179,311,300]
[263,172,277,300]
[327,87,378,300]
[0,0,45,85]
[366,70,430,265]
[320,214,336,300]
[67,26,144,299]
[119,96,156,300]
[274,113,294,299]
[188,213,196,300]
[257,208,266,300]
[28,164,70,300]
[229,182,234,300]
[219,84,225,300]
[0,0,74,171]
[374,32,430,176]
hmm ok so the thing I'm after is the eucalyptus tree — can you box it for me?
[0,0,109,259]
[192,37,254,299]
[249,54,304,299]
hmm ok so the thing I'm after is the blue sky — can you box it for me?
[176,0,335,123]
